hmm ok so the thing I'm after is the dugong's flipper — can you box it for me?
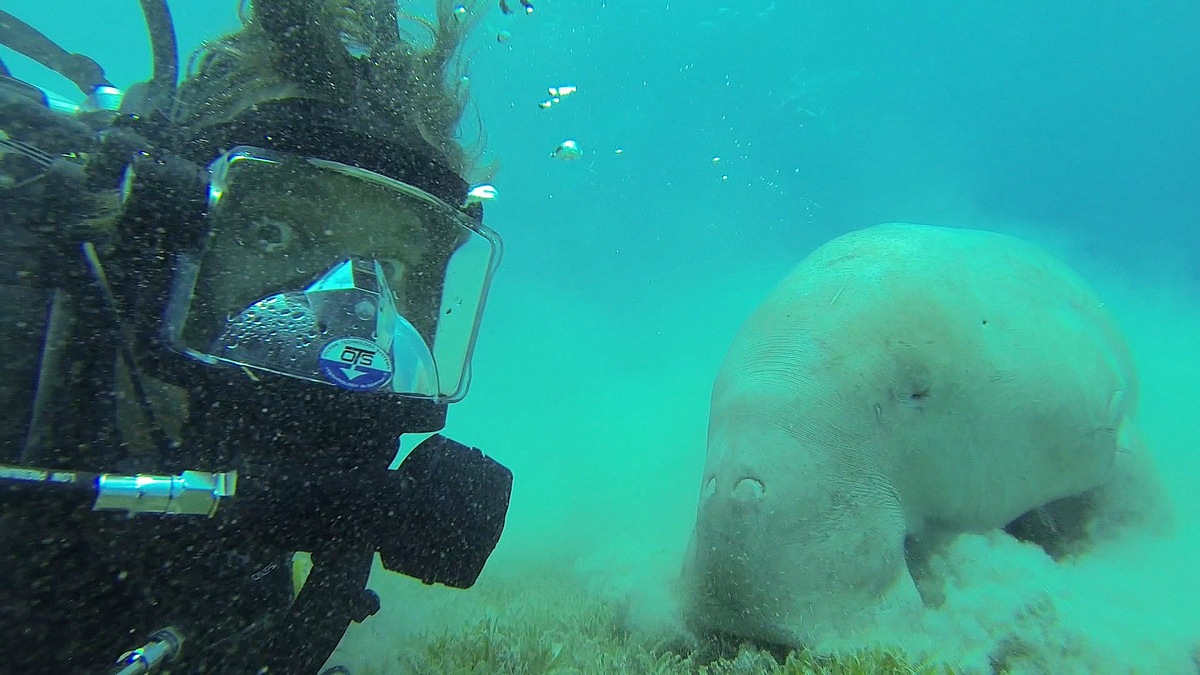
[1006,420,1172,558]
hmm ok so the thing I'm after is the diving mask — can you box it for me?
[162,147,501,401]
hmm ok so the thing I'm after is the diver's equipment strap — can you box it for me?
[0,285,55,464]
[0,462,236,516]
[82,241,179,461]
[19,289,74,464]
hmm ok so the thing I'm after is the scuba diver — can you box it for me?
[0,1,512,672]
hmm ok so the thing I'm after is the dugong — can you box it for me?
[681,223,1169,648]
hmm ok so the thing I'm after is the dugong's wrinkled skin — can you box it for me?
[681,223,1168,648]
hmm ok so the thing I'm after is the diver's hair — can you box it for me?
[171,0,488,178]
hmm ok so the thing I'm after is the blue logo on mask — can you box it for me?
[318,338,394,391]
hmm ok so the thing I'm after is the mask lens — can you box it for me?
[162,147,501,400]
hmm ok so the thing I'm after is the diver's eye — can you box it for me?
[377,257,405,285]
[249,218,293,253]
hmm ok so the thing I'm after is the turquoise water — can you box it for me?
[5,1,1199,672]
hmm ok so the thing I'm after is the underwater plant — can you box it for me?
[389,570,957,675]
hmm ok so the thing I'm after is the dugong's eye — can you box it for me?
[701,476,717,501]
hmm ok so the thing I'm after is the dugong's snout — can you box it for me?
[682,432,920,648]
[682,459,816,646]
